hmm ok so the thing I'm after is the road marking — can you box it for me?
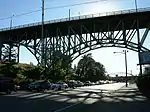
[54,102,81,112]
[19,93,43,98]
[28,93,49,99]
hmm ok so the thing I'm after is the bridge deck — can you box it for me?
[0,7,150,41]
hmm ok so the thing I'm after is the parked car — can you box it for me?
[0,76,15,94]
[91,82,95,85]
[95,81,100,85]
[84,81,92,86]
[67,80,78,88]
[28,80,51,92]
[76,81,84,87]
[20,84,29,90]
[14,85,20,91]
[51,82,68,90]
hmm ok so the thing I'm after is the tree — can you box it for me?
[0,62,21,78]
[47,56,73,82]
[23,65,43,80]
[76,53,106,82]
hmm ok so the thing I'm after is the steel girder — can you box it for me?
[109,72,135,77]
[1,19,150,67]
[0,43,19,63]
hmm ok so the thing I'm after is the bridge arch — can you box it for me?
[1,8,150,67]
[64,38,149,61]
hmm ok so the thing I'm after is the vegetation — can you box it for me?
[46,57,73,82]
[0,62,21,78]
[75,53,106,82]
[0,53,107,84]
[0,62,44,84]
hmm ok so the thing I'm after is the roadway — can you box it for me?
[0,83,149,112]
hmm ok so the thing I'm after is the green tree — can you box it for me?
[23,65,43,80]
[47,56,73,82]
[0,62,22,78]
[76,53,106,82]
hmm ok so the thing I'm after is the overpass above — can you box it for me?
[0,8,150,67]
[0,7,150,42]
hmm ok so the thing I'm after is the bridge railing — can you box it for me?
[0,7,150,32]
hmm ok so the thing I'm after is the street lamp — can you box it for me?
[114,50,128,87]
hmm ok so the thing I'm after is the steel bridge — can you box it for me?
[0,8,150,67]
[109,72,135,77]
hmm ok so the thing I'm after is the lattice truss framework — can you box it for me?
[1,19,149,67]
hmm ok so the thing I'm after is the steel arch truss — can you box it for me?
[1,19,150,67]
[43,19,149,62]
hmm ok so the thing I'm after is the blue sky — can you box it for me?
[0,0,150,76]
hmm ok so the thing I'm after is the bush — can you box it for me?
[22,66,43,80]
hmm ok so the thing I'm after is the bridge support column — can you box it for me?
[0,40,3,61]
[17,45,20,63]
[8,43,13,62]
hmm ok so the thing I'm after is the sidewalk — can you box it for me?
[67,84,150,112]
[88,84,150,112]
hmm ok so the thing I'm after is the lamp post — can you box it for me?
[114,50,128,87]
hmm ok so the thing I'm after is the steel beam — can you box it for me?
[140,28,149,46]
[0,39,3,60]
[1,15,150,68]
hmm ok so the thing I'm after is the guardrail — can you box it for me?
[0,7,150,32]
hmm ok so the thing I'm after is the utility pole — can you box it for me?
[124,50,128,87]
[68,9,71,56]
[9,14,14,62]
[135,0,138,12]
[41,0,45,67]
[114,50,128,87]
[135,0,142,75]
[79,12,80,19]
[69,9,70,21]
[10,15,13,29]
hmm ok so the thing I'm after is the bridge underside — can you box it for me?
[0,9,150,67]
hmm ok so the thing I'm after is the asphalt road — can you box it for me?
[0,83,149,112]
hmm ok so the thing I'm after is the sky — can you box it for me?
[0,0,150,76]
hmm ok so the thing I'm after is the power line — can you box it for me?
[0,0,115,21]
[45,0,108,10]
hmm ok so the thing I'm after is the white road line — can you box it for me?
[54,102,81,112]
[19,93,43,98]
[28,93,50,99]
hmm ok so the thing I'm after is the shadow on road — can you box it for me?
[0,84,149,112]
[66,85,150,112]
